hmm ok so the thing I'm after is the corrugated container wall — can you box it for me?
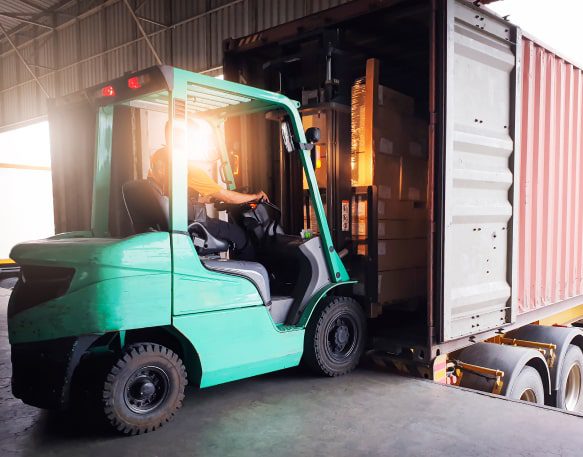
[517,37,583,314]
[0,0,351,131]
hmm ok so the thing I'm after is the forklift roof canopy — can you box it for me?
[90,66,302,121]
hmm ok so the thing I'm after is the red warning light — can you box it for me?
[101,85,116,97]
[127,76,141,89]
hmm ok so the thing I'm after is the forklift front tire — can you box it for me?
[102,343,187,435]
[303,296,366,377]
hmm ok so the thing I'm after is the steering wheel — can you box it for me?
[214,198,281,214]
[258,198,281,214]
[213,201,250,212]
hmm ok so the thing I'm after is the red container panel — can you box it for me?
[518,38,583,314]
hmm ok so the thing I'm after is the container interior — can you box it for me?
[224,0,434,353]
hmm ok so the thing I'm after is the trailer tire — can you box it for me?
[556,345,583,412]
[507,366,545,404]
[102,343,187,435]
[303,296,366,377]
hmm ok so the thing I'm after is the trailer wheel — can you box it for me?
[303,296,366,377]
[102,343,187,435]
[556,345,583,412]
[507,366,545,405]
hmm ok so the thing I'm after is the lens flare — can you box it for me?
[186,118,218,163]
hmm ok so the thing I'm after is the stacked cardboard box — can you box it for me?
[351,58,428,305]
[304,198,327,234]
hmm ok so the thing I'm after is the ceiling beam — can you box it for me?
[0,12,38,17]
[123,0,162,65]
[136,15,167,29]
[0,0,116,52]
[0,22,49,97]
[0,12,55,30]
[0,0,74,45]
[17,0,46,12]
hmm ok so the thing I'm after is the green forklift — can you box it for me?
[7,66,366,434]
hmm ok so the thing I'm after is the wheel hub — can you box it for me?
[519,388,537,403]
[335,323,350,350]
[131,379,156,400]
[326,314,358,362]
[124,366,170,414]
[565,363,582,411]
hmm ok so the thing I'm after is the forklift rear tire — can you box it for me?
[102,343,187,435]
[303,296,366,377]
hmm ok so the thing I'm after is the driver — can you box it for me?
[148,122,268,260]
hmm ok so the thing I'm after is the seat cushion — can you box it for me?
[202,259,271,304]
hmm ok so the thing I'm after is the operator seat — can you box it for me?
[122,180,275,311]
[202,259,271,305]
[122,179,169,233]
[188,215,273,307]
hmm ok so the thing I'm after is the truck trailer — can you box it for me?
[222,0,583,409]
[6,0,583,434]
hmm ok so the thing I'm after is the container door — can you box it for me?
[441,0,521,340]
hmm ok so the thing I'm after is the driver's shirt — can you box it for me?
[149,146,222,197]
[187,163,222,197]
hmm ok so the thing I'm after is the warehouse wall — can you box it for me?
[0,0,351,131]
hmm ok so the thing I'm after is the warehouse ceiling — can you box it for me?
[0,0,357,132]
[0,0,501,132]
[0,1,93,53]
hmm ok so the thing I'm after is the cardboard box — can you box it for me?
[378,268,427,303]
[357,243,367,256]
[400,157,427,202]
[352,216,367,237]
[350,60,420,186]
[353,217,427,239]
[377,238,427,270]
[304,201,326,233]
[378,219,427,239]
[374,154,400,198]
[377,199,427,220]
[373,109,405,156]
[406,117,428,158]
[351,196,368,220]
[377,85,415,115]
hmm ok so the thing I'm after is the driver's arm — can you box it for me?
[188,163,269,203]
[210,188,269,204]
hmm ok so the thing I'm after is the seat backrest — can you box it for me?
[122,179,169,233]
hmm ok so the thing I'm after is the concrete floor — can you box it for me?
[2,278,583,456]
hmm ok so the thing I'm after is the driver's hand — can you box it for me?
[254,190,269,202]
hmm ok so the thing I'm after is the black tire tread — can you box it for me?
[304,296,366,377]
[102,343,187,435]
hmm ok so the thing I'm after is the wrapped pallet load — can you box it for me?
[351,58,429,305]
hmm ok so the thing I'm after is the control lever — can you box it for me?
[337,248,349,259]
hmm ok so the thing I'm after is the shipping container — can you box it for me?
[222,0,583,407]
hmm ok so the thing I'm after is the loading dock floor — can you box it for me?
[2,279,583,457]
